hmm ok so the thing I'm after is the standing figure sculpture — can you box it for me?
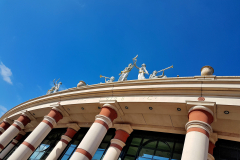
[149,65,173,79]
[100,75,115,83]
[118,63,134,81]
[46,79,62,94]
[133,55,149,80]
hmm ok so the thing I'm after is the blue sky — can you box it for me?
[0,0,240,115]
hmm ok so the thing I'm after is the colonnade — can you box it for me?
[0,103,218,160]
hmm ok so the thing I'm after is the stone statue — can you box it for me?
[149,65,173,79]
[100,75,115,83]
[118,63,134,81]
[133,56,149,80]
[46,79,62,94]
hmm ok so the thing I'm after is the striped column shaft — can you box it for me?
[0,131,26,160]
[46,124,80,160]
[0,115,30,152]
[103,124,133,160]
[0,118,13,135]
[8,108,63,160]
[181,106,214,160]
[70,104,118,160]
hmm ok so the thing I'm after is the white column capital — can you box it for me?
[44,116,57,126]
[66,123,80,131]
[61,135,72,142]
[185,120,212,134]
[209,133,218,144]
[188,106,213,116]
[111,139,125,148]
[0,127,5,133]
[52,106,69,117]
[99,100,124,116]
[19,130,26,136]
[12,139,19,144]
[21,110,36,121]
[114,124,133,134]
[14,120,24,129]
[3,118,13,124]
[95,115,113,128]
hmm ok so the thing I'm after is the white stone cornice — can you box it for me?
[95,114,113,128]
[61,135,72,142]
[209,133,218,144]
[0,127,5,133]
[12,139,19,144]
[114,124,133,134]
[99,100,124,116]
[111,139,126,148]
[186,120,212,134]
[43,116,57,126]
[188,106,214,116]
[14,120,24,129]
[21,110,36,121]
[66,123,80,131]
[3,118,13,124]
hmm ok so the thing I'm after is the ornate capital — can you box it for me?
[61,135,72,142]
[207,153,215,160]
[99,100,124,116]
[3,118,13,124]
[67,123,80,131]
[188,106,213,116]
[209,133,218,144]
[14,120,24,129]
[114,124,133,134]
[95,115,113,128]
[12,139,19,144]
[43,116,57,126]
[185,120,212,134]
[0,127,5,133]
[19,130,26,136]
[21,110,36,121]
[111,139,126,148]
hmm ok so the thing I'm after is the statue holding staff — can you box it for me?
[100,75,115,83]
[133,55,149,80]
[118,62,134,82]
[149,65,173,79]
[46,79,62,94]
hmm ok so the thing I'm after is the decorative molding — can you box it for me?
[185,120,212,134]
[0,127,5,133]
[186,101,217,122]
[209,133,218,144]
[19,130,26,136]
[111,139,126,148]
[12,139,19,144]
[207,153,215,160]
[21,110,36,121]
[114,124,133,134]
[95,114,113,128]
[188,106,213,116]
[99,100,124,116]
[43,116,57,126]
[14,120,24,129]
[51,105,69,117]
[3,118,13,124]
[61,135,72,142]
[67,123,80,131]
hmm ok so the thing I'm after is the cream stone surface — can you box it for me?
[207,153,215,160]
[8,143,33,160]
[0,76,240,142]
[0,143,16,159]
[102,147,121,160]
[46,141,68,160]
[70,152,89,160]
[66,123,80,131]
[114,124,133,134]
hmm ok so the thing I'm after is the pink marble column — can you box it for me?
[0,113,31,151]
[0,131,26,160]
[102,124,133,160]
[8,107,63,160]
[46,123,80,160]
[0,118,13,135]
[70,103,118,160]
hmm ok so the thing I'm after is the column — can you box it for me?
[181,106,214,160]
[102,124,133,160]
[0,112,31,151]
[70,103,118,160]
[8,107,63,160]
[0,118,13,135]
[207,133,218,160]
[0,131,26,160]
[46,123,80,160]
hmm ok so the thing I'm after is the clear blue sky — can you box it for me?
[0,0,240,115]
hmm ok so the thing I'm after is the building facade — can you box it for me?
[0,66,240,160]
